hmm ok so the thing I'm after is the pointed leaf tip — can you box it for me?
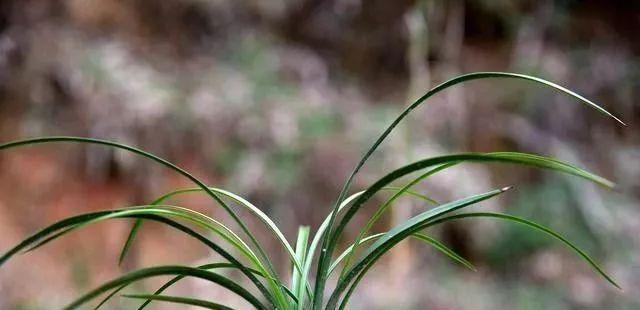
[613,116,627,127]
[501,186,514,192]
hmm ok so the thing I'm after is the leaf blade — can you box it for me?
[412,233,475,271]
[327,187,509,309]
[62,265,266,310]
[0,136,286,308]
[0,209,276,306]
[313,71,624,309]
[428,212,621,289]
[124,294,235,310]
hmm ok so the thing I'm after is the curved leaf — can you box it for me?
[428,212,620,288]
[329,232,474,275]
[336,211,621,310]
[119,219,143,265]
[119,187,305,289]
[63,266,266,310]
[124,294,235,310]
[0,136,287,308]
[313,71,625,308]
[338,163,452,279]
[292,226,310,309]
[26,206,256,261]
[20,206,261,272]
[136,264,297,310]
[93,263,296,310]
[411,233,476,271]
[0,210,275,306]
[321,151,611,308]
[327,187,510,309]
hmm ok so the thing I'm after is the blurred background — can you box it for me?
[0,0,639,309]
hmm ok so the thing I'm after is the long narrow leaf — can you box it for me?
[300,187,437,305]
[427,212,620,288]
[93,283,126,310]
[20,206,261,272]
[63,266,266,310]
[336,210,622,310]
[411,233,476,271]
[0,210,275,306]
[329,233,383,275]
[94,263,296,310]
[292,226,310,309]
[26,206,254,261]
[337,151,616,282]
[118,186,314,303]
[120,187,304,282]
[326,187,510,309]
[329,232,474,275]
[124,294,235,310]
[0,137,287,308]
[25,206,282,303]
[335,152,615,250]
[338,163,453,279]
[119,219,143,265]
[136,263,297,310]
[313,71,625,309]
[322,151,611,308]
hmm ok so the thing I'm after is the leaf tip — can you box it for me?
[500,186,514,192]
[610,279,623,291]
[608,182,621,192]
[614,116,627,127]
[117,251,127,266]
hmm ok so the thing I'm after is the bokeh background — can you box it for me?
[1,1,639,309]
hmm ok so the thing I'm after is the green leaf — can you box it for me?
[338,163,452,279]
[336,210,621,310]
[135,263,297,310]
[124,294,235,310]
[411,233,476,271]
[321,151,611,309]
[485,152,614,188]
[0,210,276,306]
[328,232,475,275]
[0,136,286,308]
[116,186,313,306]
[0,71,624,310]
[22,206,262,271]
[328,233,383,276]
[299,187,437,308]
[26,206,255,261]
[292,226,310,309]
[119,187,305,285]
[62,266,266,310]
[313,71,625,309]
[428,212,620,289]
[334,151,615,258]
[118,219,143,265]
[94,263,296,310]
[93,283,126,310]
[327,187,510,309]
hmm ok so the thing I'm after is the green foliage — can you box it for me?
[0,72,625,309]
